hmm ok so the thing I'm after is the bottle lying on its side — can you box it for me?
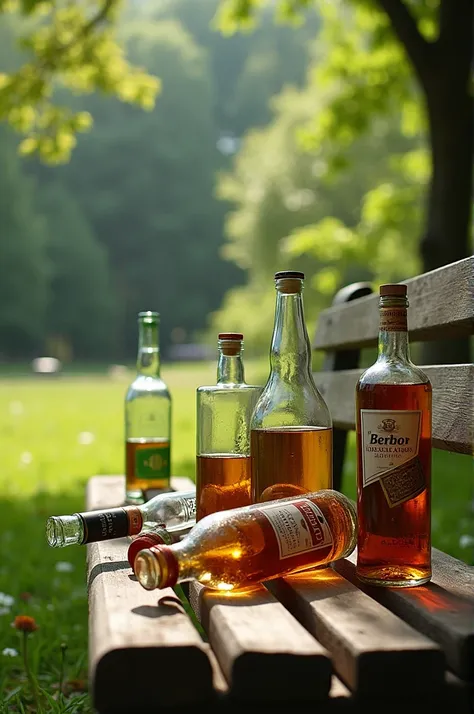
[135,489,357,592]
[127,522,193,572]
[45,489,196,548]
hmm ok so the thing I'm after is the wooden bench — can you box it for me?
[86,257,473,713]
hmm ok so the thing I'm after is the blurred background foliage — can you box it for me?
[0,0,471,361]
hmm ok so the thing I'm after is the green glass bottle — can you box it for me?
[125,311,171,503]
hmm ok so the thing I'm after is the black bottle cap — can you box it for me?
[274,271,305,280]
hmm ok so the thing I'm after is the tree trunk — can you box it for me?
[420,4,473,365]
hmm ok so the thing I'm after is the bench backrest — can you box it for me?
[312,256,474,489]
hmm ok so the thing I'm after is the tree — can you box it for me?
[37,182,117,359]
[0,127,50,356]
[0,1,159,162]
[217,0,473,363]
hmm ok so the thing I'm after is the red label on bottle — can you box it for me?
[260,499,333,560]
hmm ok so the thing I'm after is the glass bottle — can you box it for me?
[125,311,172,503]
[128,522,193,572]
[134,489,357,592]
[45,489,196,548]
[196,333,261,520]
[251,271,332,503]
[356,284,432,587]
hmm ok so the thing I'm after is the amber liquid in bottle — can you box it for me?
[356,383,431,584]
[126,437,171,494]
[196,454,251,520]
[251,426,332,502]
[135,490,357,592]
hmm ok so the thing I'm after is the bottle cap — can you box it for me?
[218,333,243,340]
[379,284,407,296]
[128,532,169,571]
[275,271,305,280]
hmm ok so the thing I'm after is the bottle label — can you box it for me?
[260,499,333,560]
[183,496,196,522]
[79,508,135,544]
[135,443,170,482]
[360,409,425,507]
[380,307,407,332]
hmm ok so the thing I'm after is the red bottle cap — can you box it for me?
[128,532,168,572]
[379,284,407,296]
[218,333,243,340]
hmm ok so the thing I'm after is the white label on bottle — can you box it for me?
[360,410,421,489]
[261,499,333,560]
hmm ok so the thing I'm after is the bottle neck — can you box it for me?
[137,322,160,377]
[377,297,410,363]
[217,352,245,385]
[270,290,311,379]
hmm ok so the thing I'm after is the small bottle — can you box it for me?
[196,333,261,521]
[356,284,432,587]
[125,311,172,503]
[135,489,356,592]
[251,271,332,503]
[128,523,193,571]
[45,490,196,548]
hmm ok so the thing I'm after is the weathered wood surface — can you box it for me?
[87,475,219,713]
[313,363,473,454]
[313,256,474,351]
[267,567,444,696]
[334,548,474,682]
[189,581,332,702]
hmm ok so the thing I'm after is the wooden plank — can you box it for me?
[334,548,474,682]
[313,363,473,454]
[266,567,444,696]
[87,475,216,713]
[314,256,474,351]
[188,581,332,702]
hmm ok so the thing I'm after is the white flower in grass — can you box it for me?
[459,534,474,549]
[77,431,95,445]
[2,648,18,657]
[46,603,55,611]
[0,593,14,608]
[55,561,74,573]
[19,451,33,466]
[9,401,24,416]
[0,607,11,616]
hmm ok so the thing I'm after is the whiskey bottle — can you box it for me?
[135,489,356,592]
[125,311,172,503]
[45,489,196,548]
[251,271,332,503]
[356,284,432,587]
[196,333,261,520]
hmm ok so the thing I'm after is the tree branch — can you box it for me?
[375,0,434,89]
[439,0,473,79]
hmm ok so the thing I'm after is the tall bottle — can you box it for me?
[196,333,261,520]
[45,489,196,548]
[125,311,172,503]
[135,489,357,592]
[356,284,432,587]
[251,271,332,503]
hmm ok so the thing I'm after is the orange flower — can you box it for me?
[12,615,38,633]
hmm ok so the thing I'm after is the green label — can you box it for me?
[135,443,170,482]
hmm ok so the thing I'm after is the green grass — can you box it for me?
[0,361,472,712]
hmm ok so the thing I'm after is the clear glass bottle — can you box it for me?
[251,271,332,503]
[45,489,196,548]
[125,311,172,503]
[134,489,357,592]
[196,333,261,520]
[356,284,432,587]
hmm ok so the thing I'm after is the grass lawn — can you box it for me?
[0,361,472,712]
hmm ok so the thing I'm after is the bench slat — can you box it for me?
[188,581,332,702]
[87,475,218,713]
[314,256,474,351]
[266,567,444,696]
[334,548,474,682]
[313,363,473,454]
